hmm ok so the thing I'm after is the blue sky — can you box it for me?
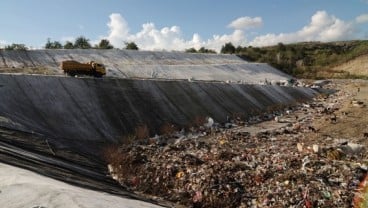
[0,0,367,51]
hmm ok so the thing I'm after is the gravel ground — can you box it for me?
[106,80,368,207]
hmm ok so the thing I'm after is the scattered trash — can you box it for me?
[297,143,304,152]
[312,144,319,153]
[204,117,214,128]
[352,100,366,108]
[104,80,367,207]
[340,142,365,155]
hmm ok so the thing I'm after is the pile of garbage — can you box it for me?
[105,81,367,207]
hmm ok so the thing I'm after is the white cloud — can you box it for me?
[98,11,366,52]
[250,11,356,46]
[131,23,188,51]
[228,16,262,30]
[0,40,8,47]
[102,13,247,52]
[106,13,130,46]
[356,14,368,23]
[206,30,247,50]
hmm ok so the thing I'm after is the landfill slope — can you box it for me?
[0,49,291,83]
[0,73,317,197]
[0,74,316,145]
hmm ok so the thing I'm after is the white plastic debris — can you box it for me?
[301,156,310,172]
[340,142,365,155]
[204,117,214,128]
[312,144,319,153]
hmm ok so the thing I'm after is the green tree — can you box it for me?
[53,41,63,49]
[45,38,52,49]
[198,47,216,54]
[97,39,113,49]
[185,47,197,53]
[235,46,244,54]
[45,38,62,49]
[5,43,28,50]
[220,42,236,54]
[124,41,139,50]
[63,41,74,49]
[74,36,91,49]
[277,42,286,51]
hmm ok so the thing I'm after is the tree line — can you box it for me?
[1,35,230,53]
[45,36,138,50]
[0,36,139,50]
[46,38,237,54]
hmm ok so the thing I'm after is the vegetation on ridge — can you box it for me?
[231,40,368,79]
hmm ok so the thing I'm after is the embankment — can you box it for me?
[0,49,291,83]
[0,74,316,145]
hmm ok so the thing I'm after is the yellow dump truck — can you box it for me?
[60,60,106,77]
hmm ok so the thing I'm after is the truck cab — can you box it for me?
[91,62,106,77]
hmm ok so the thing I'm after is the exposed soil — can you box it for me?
[106,79,368,207]
[332,55,368,77]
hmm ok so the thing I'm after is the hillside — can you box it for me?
[331,54,368,77]
[236,40,368,79]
